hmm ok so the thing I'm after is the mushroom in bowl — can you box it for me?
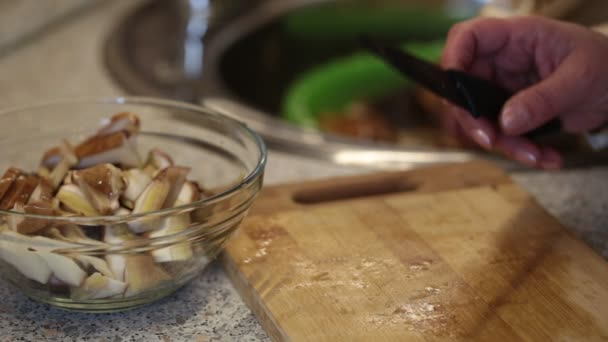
[0,98,266,312]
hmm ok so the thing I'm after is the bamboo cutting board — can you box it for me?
[223,161,608,341]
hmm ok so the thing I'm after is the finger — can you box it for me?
[494,68,538,92]
[436,109,479,148]
[560,111,608,133]
[444,104,497,149]
[495,135,542,167]
[539,146,563,170]
[469,58,496,82]
[441,21,475,70]
[442,17,512,70]
[500,55,590,135]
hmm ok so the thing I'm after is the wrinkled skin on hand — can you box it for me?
[440,16,608,169]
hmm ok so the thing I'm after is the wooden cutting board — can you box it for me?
[222,161,608,341]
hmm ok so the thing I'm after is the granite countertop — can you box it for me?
[0,1,606,341]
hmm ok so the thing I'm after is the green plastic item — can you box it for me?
[282,5,463,40]
[282,40,445,127]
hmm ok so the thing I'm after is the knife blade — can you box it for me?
[358,36,562,139]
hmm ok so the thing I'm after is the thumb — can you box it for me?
[499,58,586,136]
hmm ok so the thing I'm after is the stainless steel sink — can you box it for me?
[105,0,608,170]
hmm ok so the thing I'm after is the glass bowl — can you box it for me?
[0,97,266,312]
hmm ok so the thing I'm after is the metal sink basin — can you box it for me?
[105,0,608,170]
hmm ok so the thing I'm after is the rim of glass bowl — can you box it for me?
[0,96,267,226]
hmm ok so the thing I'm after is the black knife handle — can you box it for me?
[447,70,561,139]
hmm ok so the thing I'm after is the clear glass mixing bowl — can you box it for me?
[0,97,266,312]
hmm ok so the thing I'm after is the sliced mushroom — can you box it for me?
[0,231,84,286]
[97,112,140,136]
[45,225,107,246]
[15,177,61,234]
[124,254,171,296]
[71,272,128,300]
[8,201,55,234]
[75,131,141,169]
[38,166,50,179]
[0,174,39,210]
[1,230,79,251]
[142,148,174,177]
[131,180,170,216]
[106,255,127,283]
[148,218,194,262]
[56,184,100,216]
[114,207,130,217]
[71,164,125,215]
[37,251,86,287]
[40,147,62,170]
[128,167,189,233]
[0,239,52,284]
[149,182,200,262]
[29,177,54,203]
[72,255,114,277]
[120,168,152,209]
[103,223,138,282]
[103,224,137,244]
[0,168,23,200]
[48,141,78,189]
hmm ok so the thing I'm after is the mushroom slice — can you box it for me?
[40,146,62,170]
[106,254,127,283]
[45,225,107,246]
[103,223,137,282]
[56,184,100,216]
[1,233,85,286]
[103,215,169,290]
[71,164,126,215]
[71,272,127,300]
[9,201,55,234]
[131,180,170,216]
[149,182,200,262]
[97,112,141,136]
[37,251,86,287]
[103,223,137,244]
[128,167,189,233]
[38,167,50,179]
[142,148,174,177]
[72,255,114,277]
[124,254,171,296]
[48,141,78,189]
[22,177,59,234]
[0,174,39,210]
[29,177,54,203]
[75,131,141,169]
[120,168,152,209]
[0,230,78,251]
[0,239,52,284]
[0,168,23,200]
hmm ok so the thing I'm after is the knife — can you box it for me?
[358,36,562,139]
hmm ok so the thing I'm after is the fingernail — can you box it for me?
[514,150,538,166]
[501,104,530,134]
[471,129,492,149]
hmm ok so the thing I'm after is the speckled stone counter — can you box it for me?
[0,263,267,342]
[0,1,606,341]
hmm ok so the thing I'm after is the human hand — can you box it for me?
[441,16,608,169]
